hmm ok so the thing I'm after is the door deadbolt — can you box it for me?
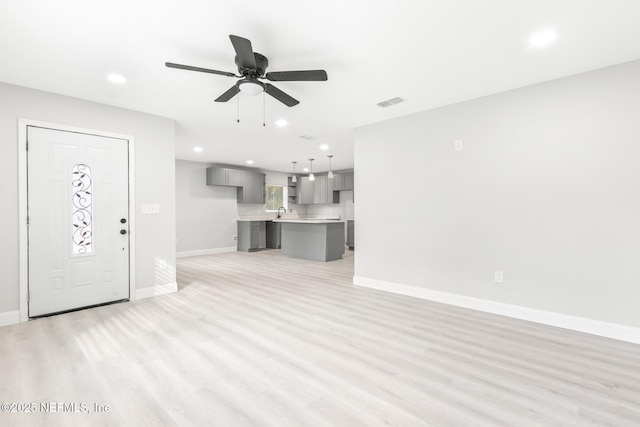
[120,218,127,224]
[120,229,127,235]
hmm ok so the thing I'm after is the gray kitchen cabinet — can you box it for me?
[238,171,265,204]
[297,175,339,205]
[252,172,265,203]
[207,167,265,203]
[297,176,314,205]
[206,167,229,186]
[237,221,266,252]
[327,175,339,203]
[344,173,354,190]
[347,220,355,250]
[266,221,282,249]
[206,167,247,188]
[332,173,344,190]
[333,172,354,191]
[316,175,340,204]
[229,169,244,187]
[313,175,328,204]
[239,173,252,203]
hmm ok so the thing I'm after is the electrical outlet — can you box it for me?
[454,139,463,151]
[233,235,238,242]
[494,270,504,283]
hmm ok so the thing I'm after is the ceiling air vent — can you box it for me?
[377,97,405,108]
[299,135,315,141]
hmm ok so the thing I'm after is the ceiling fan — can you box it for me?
[166,35,328,107]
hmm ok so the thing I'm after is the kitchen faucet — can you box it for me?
[277,206,286,219]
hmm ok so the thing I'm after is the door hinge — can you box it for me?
[26,140,28,151]
[27,291,30,303]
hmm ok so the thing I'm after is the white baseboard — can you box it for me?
[353,276,640,345]
[0,310,20,327]
[135,282,178,300]
[176,247,237,258]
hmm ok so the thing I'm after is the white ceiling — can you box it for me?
[2,0,640,173]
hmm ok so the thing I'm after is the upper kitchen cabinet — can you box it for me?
[206,167,244,187]
[332,172,354,191]
[313,175,328,204]
[313,175,340,204]
[207,166,264,204]
[206,167,229,186]
[229,169,244,187]
[238,171,265,204]
[297,176,315,205]
[297,175,340,205]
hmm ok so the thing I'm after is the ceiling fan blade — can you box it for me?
[165,62,237,77]
[265,83,299,107]
[215,85,240,102]
[229,35,256,70]
[265,70,328,81]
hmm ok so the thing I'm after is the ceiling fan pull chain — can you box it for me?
[263,91,266,127]
[237,93,240,123]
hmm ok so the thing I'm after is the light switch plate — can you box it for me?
[141,204,160,214]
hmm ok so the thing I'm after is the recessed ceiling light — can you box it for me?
[275,119,288,127]
[246,160,254,165]
[302,167,309,172]
[530,29,557,47]
[107,73,127,84]
[193,146,203,153]
[319,144,330,151]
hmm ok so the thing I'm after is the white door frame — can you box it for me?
[18,118,137,322]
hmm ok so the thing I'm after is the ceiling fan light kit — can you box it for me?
[238,79,265,95]
[166,34,328,113]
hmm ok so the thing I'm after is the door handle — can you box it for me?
[120,229,127,235]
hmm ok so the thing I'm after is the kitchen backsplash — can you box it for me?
[236,189,353,220]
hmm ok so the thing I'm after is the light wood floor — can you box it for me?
[2,250,640,426]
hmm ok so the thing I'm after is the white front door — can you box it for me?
[27,126,130,317]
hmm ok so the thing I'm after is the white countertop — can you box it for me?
[238,215,341,222]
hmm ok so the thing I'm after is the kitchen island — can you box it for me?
[273,219,345,262]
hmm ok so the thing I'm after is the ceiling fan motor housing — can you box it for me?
[236,52,268,78]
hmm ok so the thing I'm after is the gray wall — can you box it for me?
[0,82,176,314]
[354,59,640,328]
[176,160,239,252]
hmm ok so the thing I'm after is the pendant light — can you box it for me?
[291,161,297,183]
[327,155,334,179]
[308,158,315,181]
